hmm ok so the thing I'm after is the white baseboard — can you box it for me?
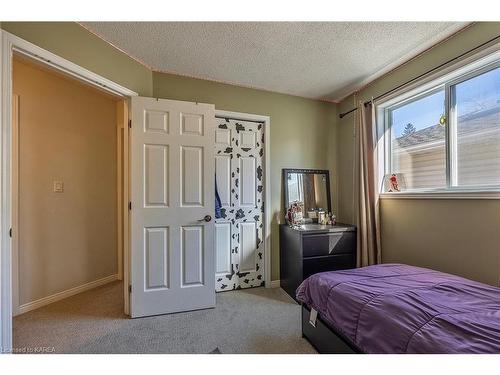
[269,280,280,288]
[16,274,119,316]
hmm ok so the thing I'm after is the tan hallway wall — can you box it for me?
[335,22,500,286]
[152,72,338,281]
[14,56,119,305]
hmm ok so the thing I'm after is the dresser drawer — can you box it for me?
[302,231,355,257]
[303,254,356,279]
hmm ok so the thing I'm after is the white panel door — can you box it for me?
[215,118,265,291]
[130,96,215,318]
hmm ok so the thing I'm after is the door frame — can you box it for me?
[215,110,272,289]
[0,30,138,352]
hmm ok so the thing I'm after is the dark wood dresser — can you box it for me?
[279,223,357,301]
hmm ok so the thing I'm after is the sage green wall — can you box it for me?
[1,22,153,96]
[336,22,500,286]
[0,21,337,282]
[153,72,337,281]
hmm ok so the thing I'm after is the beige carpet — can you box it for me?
[13,281,316,354]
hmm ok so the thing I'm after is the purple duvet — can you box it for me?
[296,264,500,353]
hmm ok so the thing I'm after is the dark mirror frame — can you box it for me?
[282,168,332,214]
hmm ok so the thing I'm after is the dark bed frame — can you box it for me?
[301,305,363,354]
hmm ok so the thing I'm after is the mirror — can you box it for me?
[283,169,331,222]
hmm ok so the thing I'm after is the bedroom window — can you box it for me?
[378,52,500,194]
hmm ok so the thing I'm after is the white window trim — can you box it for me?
[376,41,500,199]
[380,190,500,200]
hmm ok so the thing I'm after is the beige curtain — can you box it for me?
[355,101,382,267]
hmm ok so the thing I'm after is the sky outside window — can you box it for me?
[455,67,500,116]
[391,90,445,137]
[390,66,499,137]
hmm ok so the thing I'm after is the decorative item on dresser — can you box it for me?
[280,168,357,301]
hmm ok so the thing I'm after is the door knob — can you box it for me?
[198,215,212,223]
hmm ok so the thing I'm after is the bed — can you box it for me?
[296,263,500,354]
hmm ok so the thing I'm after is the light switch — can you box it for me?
[53,181,64,193]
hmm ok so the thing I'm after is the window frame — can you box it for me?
[376,46,500,198]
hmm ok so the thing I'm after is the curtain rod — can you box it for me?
[338,34,500,119]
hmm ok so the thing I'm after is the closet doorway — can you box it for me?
[214,111,270,292]
[11,52,129,317]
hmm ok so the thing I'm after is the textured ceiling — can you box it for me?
[81,22,468,101]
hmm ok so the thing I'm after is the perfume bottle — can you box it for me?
[318,210,325,225]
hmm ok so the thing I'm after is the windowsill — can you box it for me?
[379,190,500,199]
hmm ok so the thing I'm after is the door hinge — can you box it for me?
[128,119,131,129]
[9,228,12,238]
[129,201,132,210]
[128,285,132,294]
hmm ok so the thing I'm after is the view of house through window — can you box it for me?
[454,67,500,187]
[383,60,500,192]
[390,89,446,190]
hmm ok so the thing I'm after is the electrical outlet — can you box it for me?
[53,181,64,193]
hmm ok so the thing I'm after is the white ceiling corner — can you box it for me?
[81,22,469,101]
